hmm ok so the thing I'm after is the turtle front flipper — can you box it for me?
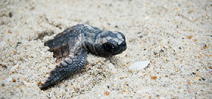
[44,33,70,63]
[40,48,87,90]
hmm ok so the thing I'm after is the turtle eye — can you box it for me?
[103,43,115,53]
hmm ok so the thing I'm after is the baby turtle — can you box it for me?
[40,23,127,90]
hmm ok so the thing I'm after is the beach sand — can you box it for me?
[0,0,212,98]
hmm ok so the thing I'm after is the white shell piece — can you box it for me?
[129,61,150,70]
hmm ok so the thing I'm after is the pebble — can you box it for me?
[104,91,110,96]
[129,61,150,70]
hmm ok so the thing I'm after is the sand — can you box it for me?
[0,0,212,98]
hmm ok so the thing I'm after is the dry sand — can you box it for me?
[0,0,212,98]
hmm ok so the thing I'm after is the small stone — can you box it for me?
[120,77,124,80]
[160,49,164,52]
[199,77,205,81]
[123,86,127,89]
[104,91,110,96]
[37,81,41,84]
[12,79,16,82]
[153,52,157,55]
[191,72,196,75]
[123,63,127,66]
[187,35,193,39]
[203,44,208,49]
[195,77,201,80]
[2,83,5,87]
[151,76,157,80]
[9,12,13,18]
[129,61,150,70]
[188,81,192,84]
[123,90,128,94]
[8,30,12,34]
[193,39,197,42]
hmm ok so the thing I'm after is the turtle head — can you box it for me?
[93,31,127,57]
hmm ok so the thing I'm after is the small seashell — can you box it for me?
[129,61,150,70]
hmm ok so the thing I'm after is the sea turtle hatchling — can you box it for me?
[40,23,127,90]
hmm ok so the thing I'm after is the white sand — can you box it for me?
[0,0,212,98]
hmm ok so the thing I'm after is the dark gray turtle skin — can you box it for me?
[40,23,127,90]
